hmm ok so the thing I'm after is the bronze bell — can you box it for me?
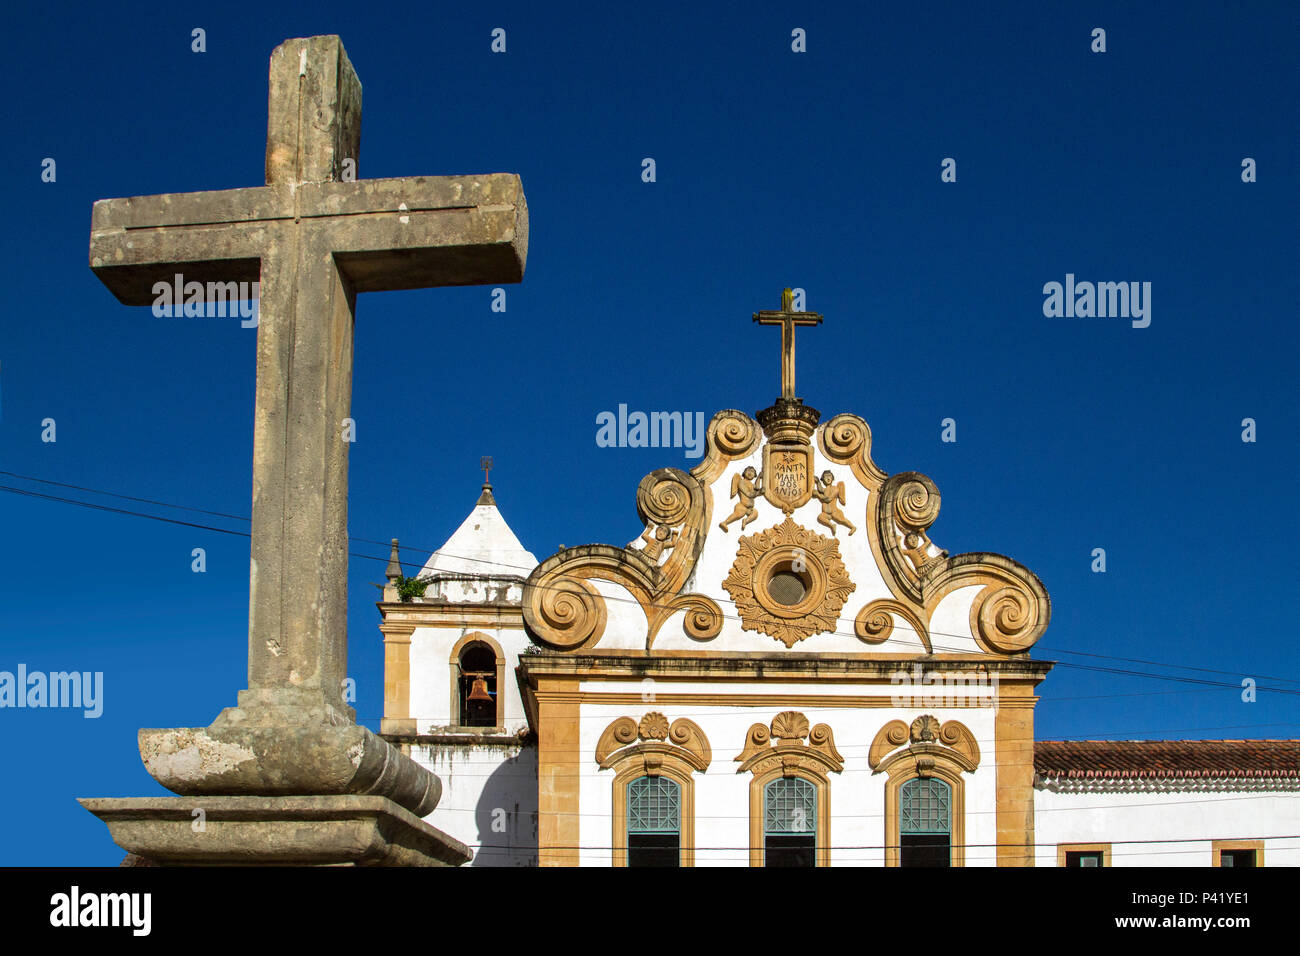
[467,674,492,703]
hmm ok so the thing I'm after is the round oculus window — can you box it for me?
[767,569,809,607]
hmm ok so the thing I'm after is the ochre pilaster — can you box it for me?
[536,677,581,866]
[994,681,1039,866]
[380,624,415,737]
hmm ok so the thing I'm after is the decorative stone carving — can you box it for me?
[524,467,715,649]
[771,710,810,741]
[721,517,856,648]
[852,599,932,652]
[639,712,670,740]
[762,443,815,514]
[871,470,1050,655]
[910,714,941,743]
[734,711,844,776]
[596,714,711,772]
[718,466,763,532]
[812,469,856,536]
[637,524,679,563]
[665,593,725,641]
[818,412,889,486]
[900,532,936,574]
[868,716,980,774]
[691,409,762,487]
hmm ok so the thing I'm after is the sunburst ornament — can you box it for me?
[722,517,856,647]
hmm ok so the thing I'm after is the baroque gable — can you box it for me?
[521,405,1050,657]
[521,292,1049,658]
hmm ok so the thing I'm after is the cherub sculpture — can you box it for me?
[718,466,762,532]
[638,523,679,562]
[813,469,856,536]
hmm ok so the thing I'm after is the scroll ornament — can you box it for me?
[874,471,1050,654]
[523,467,717,649]
[868,716,980,774]
[596,713,712,772]
[734,711,844,776]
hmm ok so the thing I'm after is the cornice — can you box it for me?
[516,653,1054,683]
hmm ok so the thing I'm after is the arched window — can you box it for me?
[763,777,817,867]
[456,641,497,728]
[598,714,709,867]
[626,776,681,867]
[899,778,951,867]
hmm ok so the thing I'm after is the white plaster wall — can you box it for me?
[1034,786,1300,866]
[411,742,538,867]
[430,577,525,604]
[407,623,531,732]
[590,579,647,651]
[576,690,1000,867]
[928,586,983,655]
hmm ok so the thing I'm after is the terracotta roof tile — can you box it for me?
[1034,739,1300,780]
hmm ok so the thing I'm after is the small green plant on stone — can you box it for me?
[395,575,433,602]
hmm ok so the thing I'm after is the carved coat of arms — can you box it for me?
[762,444,813,514]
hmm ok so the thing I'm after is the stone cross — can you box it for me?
[752,288,822,401]
[90,36,527,728]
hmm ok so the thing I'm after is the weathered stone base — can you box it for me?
[80,795,471,867]
[138,713,442,816]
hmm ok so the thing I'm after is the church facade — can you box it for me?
[377,295,1300,867]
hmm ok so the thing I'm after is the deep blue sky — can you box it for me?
[2,2,1297,864]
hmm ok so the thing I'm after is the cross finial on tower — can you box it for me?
[478,456,496,505]
[753,288,823,401]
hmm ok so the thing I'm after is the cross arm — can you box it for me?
[301,173,529,292]
[752,311,823,326]
[89,173,529,304]
[90,185,286,305]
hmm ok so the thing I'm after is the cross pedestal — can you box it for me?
[78,35,527,865]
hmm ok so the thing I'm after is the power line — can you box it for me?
[407,833,1300,852]
[3,472,1297,697]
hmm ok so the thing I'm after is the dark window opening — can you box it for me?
[899,778,952,867]
[627,776,680,867]
[628,833,680,867]
[1221,849,1256,867]
[901,834,951,867]
[764,777,817,867]
[1065,851,1104,867]
[457,643,497,728]
[765,834,816,867]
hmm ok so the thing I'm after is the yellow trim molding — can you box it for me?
[449,631,507,729]
[1057,843,1111,867]
[883,758,966,868]
[1212,840,1264,867]
[597,713,711,867]
[379,623,414,737]
[536,676,581,866]
[748,764,832,867]
[734,711,842,867]
[871,716,977,868]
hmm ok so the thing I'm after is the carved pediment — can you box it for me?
[868,716,980,774]
[734,711,844,776]
[522,379,1051,656]
[596,713,712,773]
